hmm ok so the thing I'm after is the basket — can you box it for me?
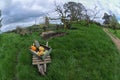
[30,44,52,60]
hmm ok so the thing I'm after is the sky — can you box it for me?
[0,0,120,32]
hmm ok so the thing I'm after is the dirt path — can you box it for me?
[103,28,120,50]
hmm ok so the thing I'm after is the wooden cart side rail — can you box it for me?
[32,56,50,59]
[33,61,51,65]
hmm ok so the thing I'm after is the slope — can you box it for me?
[0,23,120,80]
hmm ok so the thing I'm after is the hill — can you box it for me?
[0,23,120,80]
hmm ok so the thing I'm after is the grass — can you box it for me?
[0,23,120,80]
[109,28,120,39]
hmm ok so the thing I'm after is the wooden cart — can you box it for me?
[30,41,52,75]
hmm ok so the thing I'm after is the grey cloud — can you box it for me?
[2,1,45,25]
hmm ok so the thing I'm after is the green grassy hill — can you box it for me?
[0,23,120,80]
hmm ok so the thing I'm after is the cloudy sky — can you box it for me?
[0,0,120,32]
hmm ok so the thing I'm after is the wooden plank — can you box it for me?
[37,64,45,75]
[32,60,51,63]
[33,61,51,65]
[32,55,51,65]
[32,57,51,63]
[32,58,51,61]
[43,64,46,72]
[32,61,51,65]
[32,55,51,76]
[33,56,50,58]
[33,57,51,59]
[33,60,51,63]
[32,57,51,60]
[31,50,52,76]
[33,59,51,63]
[33,55,50,58]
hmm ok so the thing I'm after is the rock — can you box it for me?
[41,31,67,39]
[40,31,55,37]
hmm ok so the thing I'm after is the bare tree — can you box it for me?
[54,2,67,29]
[83,6,101,25]
[0,10,2,30]
[45,16,49,26]
[82,9,90,25]
[54,2,66,18]
[90,6,101,21]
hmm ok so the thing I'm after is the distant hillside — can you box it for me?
[0,23,120,80]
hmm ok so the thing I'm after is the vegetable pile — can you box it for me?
[29,40,52,60]
[30,43,48,56]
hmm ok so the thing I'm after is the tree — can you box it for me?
[109,14,119,33]
[0,10,2,31]
[63,1,86,21]
[55,2,66,18]
[54,3,67,22]
[55,1,86,29]
[54,2,68,29]
[45,16,49,26]
[90,6,100,21]
[102,13,111,25]
[82,9,91,25]
[79,6,101,26]
[102,13,119,28]
[102,13,119,33]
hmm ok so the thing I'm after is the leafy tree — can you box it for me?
[55,1,86,29]
[109,14,119,33]
[102,13,119,29]
[63,1,86,21]
[102,13,111,25]
[103,13,119,33]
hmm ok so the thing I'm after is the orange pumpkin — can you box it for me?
[31,45,37,51]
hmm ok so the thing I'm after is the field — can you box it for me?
[0,23,120,80]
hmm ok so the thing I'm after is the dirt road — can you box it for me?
[103,28,120,50]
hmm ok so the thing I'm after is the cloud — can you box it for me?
[0,0,120,32]
[2,0,45,25]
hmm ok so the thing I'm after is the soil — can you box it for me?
[41,31,67,39]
